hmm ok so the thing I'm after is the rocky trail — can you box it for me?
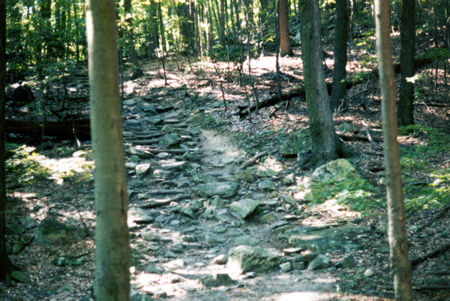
[119,94,376,301]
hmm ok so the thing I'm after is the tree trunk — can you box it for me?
[85,1,130,300]
[124,0,143,79]
[331,0,348,110]
[0,0,10,282]
[279,0,293,56]
[374,0,413,300]
[300,0,341,167]
[398,0,415,126]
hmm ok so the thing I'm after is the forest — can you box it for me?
[0,0,449,300]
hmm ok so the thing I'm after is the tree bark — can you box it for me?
[86,1,130,300]
[398,0,416,126]
[300,0,341,167]
[123,0,143,79]
[331,0,349,110]
[279,0,293,56]
[0,0,10,282]
[374,0,413,300]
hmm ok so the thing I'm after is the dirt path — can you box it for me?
[121,96,363,301]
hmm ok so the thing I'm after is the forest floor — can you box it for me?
[1,41,449,300]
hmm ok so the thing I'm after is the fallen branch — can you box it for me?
[237,55,436,117]
[411,242,450,268]
[239,151,269,170]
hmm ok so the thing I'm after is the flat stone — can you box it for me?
[160,133,182,148]
[280,262,292,272]
[141,231,159,241]
[228,245,283,274]
[258,180,277,191]
[128,207,154,225]
[201,274,236,288]
[229,199,260,219]
[283,173,296,184]
[213,254,228,265]
[135,163,151,176]
[195,182,239,198]
[308,254,331,271]
[146,115,163,125]
[287,226,368,252]
[234,235,260,246]
[260,212,277,223]
[203,232,226,245]
[160,160,188,170]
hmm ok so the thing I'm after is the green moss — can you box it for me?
[6,145,50,186]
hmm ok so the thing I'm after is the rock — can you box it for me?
[142,104,157,114]
[260,212,277,223]
[213,254,228,265]
[258,180,277,191]
[128,207,154,225]
[201,274,236,288]
[308,254,331,271]
[292,261,305,270]
[234,235,260,246]
[203,232,226,245]
[160,160,188,171]
[280,131,311,157]
[184,152,203,162]
[135,163,151,176]
[35,218,87,245]
[283,173,296,185]
[212,225,228,233]
[153,169,174,179]
[364,268,375,277]
[287,226,368,252]
[10,270,30,283]
[229,199,260,219]
[146,115,163,125]
[195,182,239,198]
[234,168,257,183]
[141,231,159,241]
[131,293,153,301]
[280,262,292,272]
[228,245,282,273]
[311,159,358,183]
[160,133,182,148]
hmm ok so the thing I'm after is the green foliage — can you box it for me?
[5,145,50,186]
[399,125,449,170]
[418,48,450,63]
[302,174,383,213]
[210,36,245,63]
[398,125,450,210]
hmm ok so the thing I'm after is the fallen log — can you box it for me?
[6,118,91,140]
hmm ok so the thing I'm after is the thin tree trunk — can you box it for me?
[0,0,10,282]
[331,0,349,110]
[279,0,293,56]
[374,0,413,300]
[86,0,130,300]
[398,0,415,126]
[300,0,341,167]
[124,0,143,79]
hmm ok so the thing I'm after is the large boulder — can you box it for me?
[228,245,282,273]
